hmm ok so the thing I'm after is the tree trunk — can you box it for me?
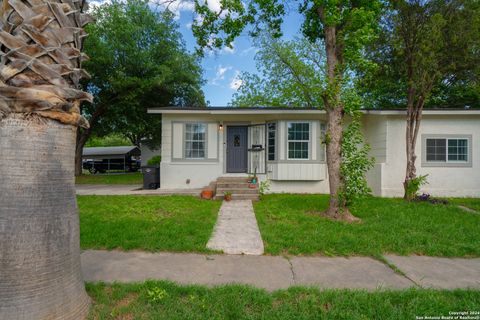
[0,114,90,319]
[75,128,90,176]
[321,22,357,220]
[403,101,424,200]
[325,107,346,217]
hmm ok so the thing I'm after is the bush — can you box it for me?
[147,155,161,166]
[406,174,429,200]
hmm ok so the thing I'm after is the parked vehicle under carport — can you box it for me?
[82,146,141,174]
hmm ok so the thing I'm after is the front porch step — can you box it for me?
[216,182,251,189]
[217,177,250,183]
[214,176,259,201]
[214,194,260,201]
[217,187,259,194]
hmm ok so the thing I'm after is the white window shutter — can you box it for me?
[207,123,218,159]
[172,123,183,159]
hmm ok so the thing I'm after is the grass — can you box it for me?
[75,172,143,185]
[87,281,480,320]
[449,198,480,212]
[78,195,222,252]
[254,194,480,257]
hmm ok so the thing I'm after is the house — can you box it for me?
[147,107,480,197]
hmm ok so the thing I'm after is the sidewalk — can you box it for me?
[81,250,480,291]
[76,184,201,196]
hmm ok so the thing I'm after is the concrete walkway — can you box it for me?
[76,184,201,196]
[81,250,480,291]
[206,200,264,255]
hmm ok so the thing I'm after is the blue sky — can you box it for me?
[169,2,304,106]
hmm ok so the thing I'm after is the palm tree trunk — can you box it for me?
[0,113,90,319]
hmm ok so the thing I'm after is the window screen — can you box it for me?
[426,138,468,162]
[288,122,309,159]
[185,123,206,159]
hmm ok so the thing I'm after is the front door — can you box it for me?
[227,126,248,173]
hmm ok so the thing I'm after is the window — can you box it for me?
[423,135,471,167]
[267,122,276,161]
[287,122,310,159]
[426,139,447,161]
[447,139,468,161]
[185,123,206,159]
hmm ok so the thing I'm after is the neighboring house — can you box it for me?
[147,107,480,197]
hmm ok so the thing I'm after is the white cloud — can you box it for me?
[206,0,221,13]
[222,43,235,54]
[157,0,195,20]
[204,38,236,56]
[87,0,111,12]
[229,71,243,90]
[211,65,232,85]
[240,46,258,56]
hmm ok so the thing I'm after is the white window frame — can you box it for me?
[267,122,276,162]
[422,134,472,167]
[184,123,207,159]
[287,121,310,160]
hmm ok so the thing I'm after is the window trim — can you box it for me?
[286,121,311,160]
[184,123,207,160]
[267,122,277,162]
[421,134,472,168]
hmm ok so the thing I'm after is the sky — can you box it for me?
[161,1,304,106]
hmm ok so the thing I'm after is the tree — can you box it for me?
[191,0,381,219]
[75,0,205,175]
[0,0,92,318]
[231,36,324,108]
[361,0,480,200]
[232,35,374,207]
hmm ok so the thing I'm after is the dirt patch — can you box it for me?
[115,293,139,309]
[306,210,362,223]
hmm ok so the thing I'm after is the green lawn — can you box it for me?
[87,281,480,320]
[75,172,143,185]
[254,194,480,257]
[449,198,480,212]
[78,195,221,252]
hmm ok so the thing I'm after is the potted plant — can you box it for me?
[249,168,258,188]
[223,191,232,201]
[201,188,214,200]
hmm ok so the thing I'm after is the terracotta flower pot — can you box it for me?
[224,194,232,201]
[201,189,213,199]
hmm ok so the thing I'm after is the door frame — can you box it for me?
[225,124,249,173]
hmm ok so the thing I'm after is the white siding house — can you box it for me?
[148,107,480,197]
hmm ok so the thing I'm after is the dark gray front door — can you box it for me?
[227,126,248,173]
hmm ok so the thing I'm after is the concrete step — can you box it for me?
[217,182,251,189]
[215,194,260,201]
[217,187,259,194]
[217,177,250,183]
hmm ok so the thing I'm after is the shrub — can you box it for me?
[259,179,271,196]
[147,155,161,166]
[406,174,429,200]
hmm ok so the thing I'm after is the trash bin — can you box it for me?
[141,166,160,189]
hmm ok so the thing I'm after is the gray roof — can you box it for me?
[83,146,140,157]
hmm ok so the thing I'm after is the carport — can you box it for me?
[82,146,141,173]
